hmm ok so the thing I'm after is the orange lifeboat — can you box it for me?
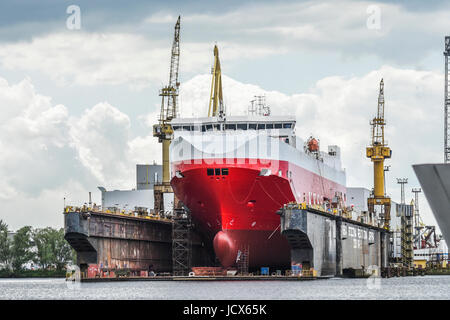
[307,137,319,152]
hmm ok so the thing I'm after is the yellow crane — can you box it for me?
[152,16,180,213]
[208,45,224,118]
[366,79,392,229]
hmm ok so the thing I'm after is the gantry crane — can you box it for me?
[208,45,225,118]
[366,79,392,230]
[152,16,180,213]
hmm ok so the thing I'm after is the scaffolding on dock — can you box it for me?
[172,207,192,276]
[236,245,250,275]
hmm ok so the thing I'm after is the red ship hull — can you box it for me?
[171,158,345,268]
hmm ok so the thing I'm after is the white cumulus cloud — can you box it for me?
[0,32,279,89]
[0,75,158,229]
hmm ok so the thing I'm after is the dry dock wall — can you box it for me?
[280,208,389,277]
[64,211,214,274]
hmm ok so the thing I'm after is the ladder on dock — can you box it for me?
[236,245,249,275]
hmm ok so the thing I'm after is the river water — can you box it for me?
[0,276,449,300]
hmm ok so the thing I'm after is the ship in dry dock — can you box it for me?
[169,46,347,269]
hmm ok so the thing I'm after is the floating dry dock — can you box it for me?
[280,205,390,277]
[64,209,215,276]
[65,203,395,280]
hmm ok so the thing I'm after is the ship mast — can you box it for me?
[208,45,224,118]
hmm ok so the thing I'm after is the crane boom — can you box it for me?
[372,79,386,146]
[152,16,181,214]
[208,45,224,117]
[160,15,180,122]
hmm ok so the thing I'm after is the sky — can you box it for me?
[0,0,448,231]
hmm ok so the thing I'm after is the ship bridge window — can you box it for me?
[257,123,265,130]
[237,123,247,130]
[182,125,191,131]
[248,123,257,130]
[274,123,282,129]
[283,123,292,129]
[172,126,181,131]
[266,123,274,129]
[206,124,213,131]
[201,125,206,132]
[214,124,221,131]
[225,124,236,130]
[208,168,229,176]
[192,125,200,131]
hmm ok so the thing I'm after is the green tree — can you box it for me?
[33,227,73,270]
[11,226,34,272]
[33,227,55,269]
[54,228,73,270]
[0,220,11,270]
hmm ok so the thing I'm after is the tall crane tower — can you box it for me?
[367,79,392,230]
[152,16,181,213]
[444,36,450,163]
[411,187,422,249]
[208,45,225,118]
[396,178,408,204]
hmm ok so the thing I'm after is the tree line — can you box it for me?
[0,219,74,273]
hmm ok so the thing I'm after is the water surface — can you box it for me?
[0,276,449,300]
